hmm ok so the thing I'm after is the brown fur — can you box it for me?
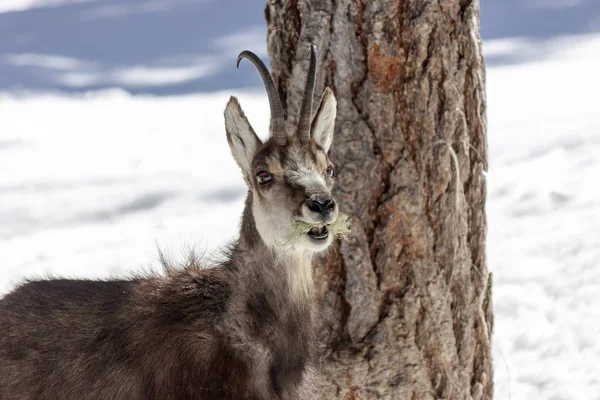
[0,196,319,399]
[0,50,338,400]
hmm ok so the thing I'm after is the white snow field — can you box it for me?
[1,33,599,399]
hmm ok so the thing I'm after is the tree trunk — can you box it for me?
[265,0,492,399]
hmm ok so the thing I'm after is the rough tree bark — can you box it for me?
[266,0,492,399]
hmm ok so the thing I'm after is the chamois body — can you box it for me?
[0,45,339,399]
[0,201,317,399]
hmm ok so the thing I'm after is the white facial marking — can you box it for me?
[288,166,327,194]
[286,144,328,194]
[253,196,318,303]
[252,194,291,249]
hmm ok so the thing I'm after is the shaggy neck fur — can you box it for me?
[215,192,318,397]
[0,191,320,400]
[235,192,315,305]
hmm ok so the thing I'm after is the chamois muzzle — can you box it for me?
[306,196,336,215]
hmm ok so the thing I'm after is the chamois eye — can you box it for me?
[256,171,273,185]
[326,165,335,178]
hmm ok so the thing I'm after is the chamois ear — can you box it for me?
[224,96,262,182]
[310,87,337,153]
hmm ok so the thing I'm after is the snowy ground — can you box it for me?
[1,33,599,399]
[485,34,600,399]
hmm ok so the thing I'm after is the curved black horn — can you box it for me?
[237,51,286,146]
[297,44,317,144]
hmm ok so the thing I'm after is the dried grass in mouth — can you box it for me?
[285,213,351,245]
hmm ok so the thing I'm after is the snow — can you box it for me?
[486,33,600,400]
[0,88,270,286]
[0,0,267,95]
[0,0,92,14]
[1,30,599,400]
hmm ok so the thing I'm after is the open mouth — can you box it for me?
[288,213,349,245]
[307,225,329,240]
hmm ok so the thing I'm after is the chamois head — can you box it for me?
[224,45,339,254]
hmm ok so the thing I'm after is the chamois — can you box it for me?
[0,45,341,400]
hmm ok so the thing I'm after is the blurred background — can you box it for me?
[0,1,599,399]
[1,0,599,93]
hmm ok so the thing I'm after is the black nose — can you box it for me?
[306,197,336,214]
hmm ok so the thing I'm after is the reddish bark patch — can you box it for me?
[343,372,358,400]
[367,43,405,92]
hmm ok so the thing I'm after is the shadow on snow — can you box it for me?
[0,0,599,93]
